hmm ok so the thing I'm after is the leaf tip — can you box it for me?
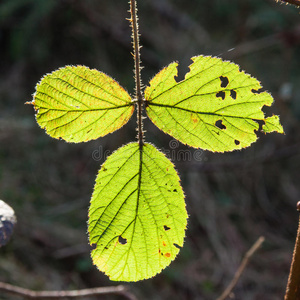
[262,115,284,134]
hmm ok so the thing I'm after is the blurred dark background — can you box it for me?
[0,0,300,299]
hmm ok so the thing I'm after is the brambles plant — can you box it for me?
[28,0,284,283]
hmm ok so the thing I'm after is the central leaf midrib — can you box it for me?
[36,101,134,112]
[119,143,144,278]
[39,79,131,110]
[147,102,264,121]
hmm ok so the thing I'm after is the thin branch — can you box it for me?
[217,236,265,300]
[0,282,138,300]
[284,202,300,300]
[276,0,300,6]
[129,0,144,147]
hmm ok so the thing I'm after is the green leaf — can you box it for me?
[31,66,134,143]
[88,142,187,281]
[144,55,284,152]
[262,115,283,133]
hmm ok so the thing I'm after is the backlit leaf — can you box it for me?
[88,142,187,281]
[31,66,134,143]
[144,55,284,152]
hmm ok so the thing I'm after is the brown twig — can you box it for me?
[276,0,300,6]
[217,236,265,300]
[284,202,300,300]
[0,282,138,300]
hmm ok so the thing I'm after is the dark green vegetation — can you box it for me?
[0,0,300,298]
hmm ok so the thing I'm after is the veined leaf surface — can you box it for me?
[31,66,134,143]
[88,142,187,281]
[144,55,283,152]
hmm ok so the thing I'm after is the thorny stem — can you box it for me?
[276,0,300,6]
[129,0,144,148]
[284,202,300,300]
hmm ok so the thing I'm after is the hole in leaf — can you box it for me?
[215,120,226,130]
[173,243,182,249]
[234,140,240,145]
[90,243,97,250]
[230,89,237,99]
[164,225,171,231]
[251,88,263,94]
[176,62,190,82]
[118,236,127,245]
[173,189,177,192]
[220,76,229,88]
[255,119,265,131]
[216,91,225,100]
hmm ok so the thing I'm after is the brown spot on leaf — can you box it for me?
[165,253,171,258]
[162,241,167,247]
